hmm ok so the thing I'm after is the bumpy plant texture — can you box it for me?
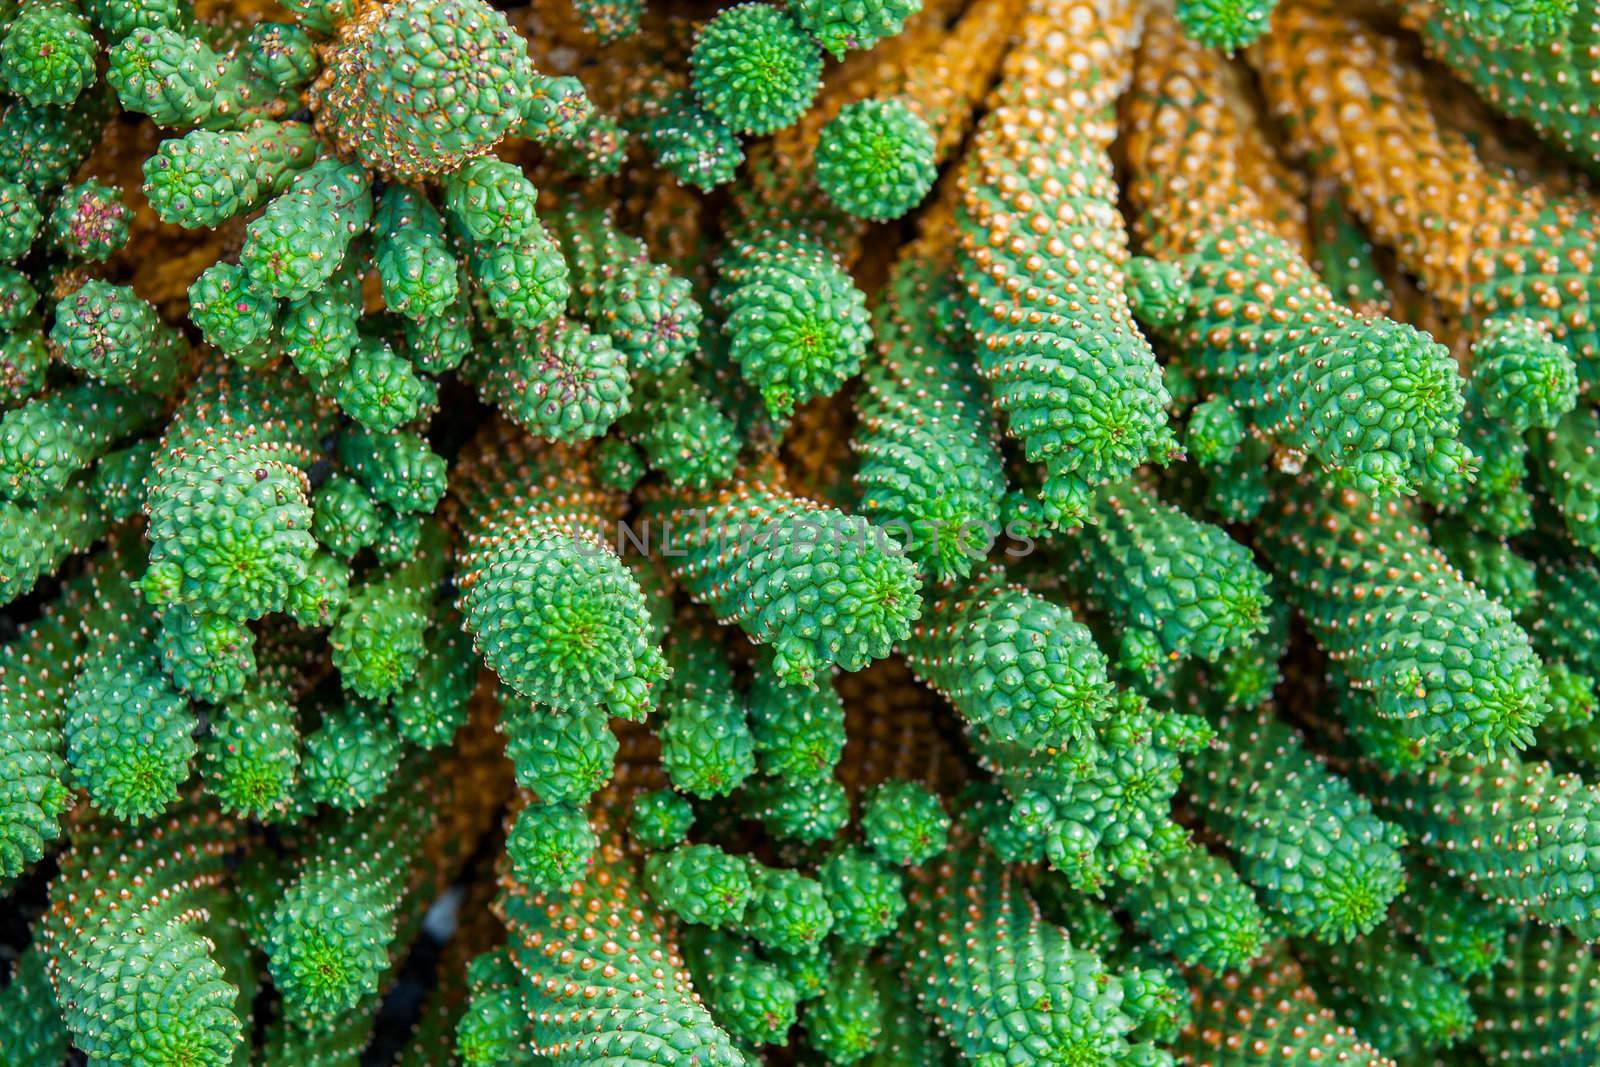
[641,465,923,687]
[10,0,1600,1063]
[1124,12,1468,500]
[956,0,1178,529]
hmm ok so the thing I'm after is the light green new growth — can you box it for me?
[904,568,1116,751]
[157,604,257,703]
[1114,836,1267,971]
[902,837,1174,1064]
[443,157,570,331]
[203,681,301,820]
[1136,224,1469,499]
[1186,700,1408,943]
[741,773,851,843]
[65,641,197,824]
[266,756,452,1024]
[0,380,163,503]
[691,4,823,136]
[853,240,1004,583]
[240,160,372,302]
[818,846,905,945]
[300,695,404,810]
[1175,0,1278,51]
[682,925,799,1047]
[452,426,666,719]
[647,842,757,929]
[548,198,702,375]
[789,0,922,57]
[506,798,596,891]
[334,337,438,433]
[462,315,632,442]
[804,951,884,1064]
[657,624,756,798]
[622,369,742,489]
[815,98,936,222]
[42,799,250,1067]
[719,231,873,421]
[374,184,459,321]
[309,0,537,180]
[0,539,143,878]
[501,692,616,806]
[50,279,180,391]
[1261,484,1549,760]
[743,863,834,954]
[339,427,448,517]
[390,617,476,748]
[629,787,694,850]
[623,75,745,190]
[1062,481,1270,679]
[189,261,279,367]
[144,120,319,229]
[644,470,922,687]
[143,365,331,625]
[1,0,97,106]
[861,779,949,867]
[748,650,845,782]
[455,949,536,1066]
[329,522,447,703]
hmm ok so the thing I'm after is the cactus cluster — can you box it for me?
[4,0,1600,1065]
